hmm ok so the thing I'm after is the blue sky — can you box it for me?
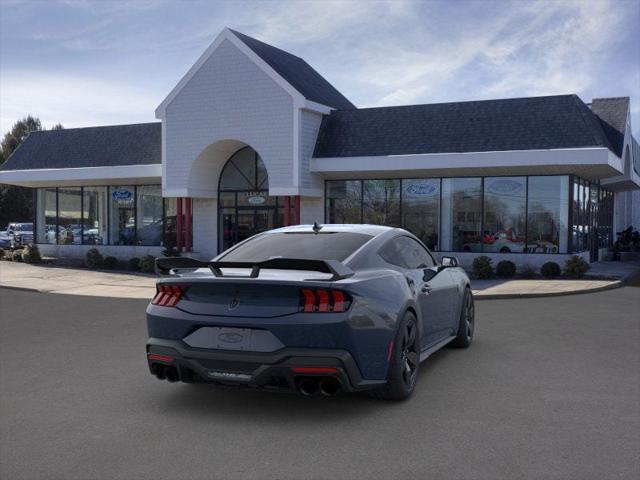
[1,0,639,137]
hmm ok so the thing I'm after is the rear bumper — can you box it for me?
[146,337,385,393]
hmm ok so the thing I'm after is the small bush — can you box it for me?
[0,248,5,260]
[520,264,536,279]
[22,244,42,264]
[541,262,561,278]
[564,255,590,278]
[496,260,516,278]
[103,256,118,269]
[472,256,493,279]
[12,250,24,262]
[127,257,141,271]
[139,255,156,273]
[85,248,104,269]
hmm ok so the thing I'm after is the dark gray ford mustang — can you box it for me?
[146,224,474,400]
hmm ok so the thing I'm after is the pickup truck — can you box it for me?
[3,223,34,249]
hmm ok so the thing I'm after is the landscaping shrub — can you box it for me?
[472,256,493,279]
[12,250,23,262]
[496,260,516,278]
[540,261,561,278]
[0,248,5,260]
[85,248,104,269]
[103,256,118,270]
[139,255,156,273]
[520,264,536,279]
[564,255,590,278]
[21,244,42,264]
[127,257,141,271]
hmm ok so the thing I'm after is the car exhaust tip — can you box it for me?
[297,378,319,396]
[319,378,341,397]
[165,367,179,383]
[151,364,167,380]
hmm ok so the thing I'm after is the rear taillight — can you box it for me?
[300,289,351,313]
[152,284,187,307]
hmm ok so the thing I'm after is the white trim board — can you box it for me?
[0,164,161,187]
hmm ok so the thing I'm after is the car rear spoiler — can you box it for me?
[155,257,355,281]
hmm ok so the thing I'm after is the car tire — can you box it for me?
[368,311,420,401]
[449,287,474,348]
[499,247,511,253]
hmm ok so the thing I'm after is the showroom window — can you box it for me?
[440,178,482,252]
[482,177,526,253]
[527,176,569,253]
[326,180,362,224]
[57,187,82,245]
[82,187,107,245]
[137,185,163,246]
[35,188,57,244]
[326,174,605,255]
[34,185,171,247]
[363,180,401,227]
[402,179,440,250]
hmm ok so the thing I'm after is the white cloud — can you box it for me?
[0,71,159,132]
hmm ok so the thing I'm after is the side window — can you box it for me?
[378,238,409,268]
[399,236,436,269]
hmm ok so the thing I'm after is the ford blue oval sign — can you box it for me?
[487,179,523,195]
[405,182,439,197]
[111,189,133,201]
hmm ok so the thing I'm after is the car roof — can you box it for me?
[269,224,396,237]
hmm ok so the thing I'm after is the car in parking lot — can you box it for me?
[4,223,34,249]
[146,224,474,400]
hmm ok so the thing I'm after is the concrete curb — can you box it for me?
[0,285,41,293]
[473,279,623,300]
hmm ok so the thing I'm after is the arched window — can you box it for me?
[218,147,283,252]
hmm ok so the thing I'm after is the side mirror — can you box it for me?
[441,256,459,268]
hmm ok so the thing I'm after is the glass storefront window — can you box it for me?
[82,187,107,245]
[441,178,482,252]
[362,180,400,227]
[402,179,440,250]
[137,185,163,246]
[163,198,177,249]
[36,188,57,244]
[57,187,82,245]
[326,180,362,224]
[527,176,569,253]
[109,186,136,245]
[483,177,526,253]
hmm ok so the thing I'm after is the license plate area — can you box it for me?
[182,326,284,352]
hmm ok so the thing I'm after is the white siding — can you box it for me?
[163,39,294,194]
[299,109,324,192]
[192,198,217,259]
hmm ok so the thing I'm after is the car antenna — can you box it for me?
[312,221,323,234]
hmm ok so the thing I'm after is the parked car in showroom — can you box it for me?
[146,224,474,400]
[5,223,34,249]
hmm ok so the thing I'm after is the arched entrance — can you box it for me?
[218,146,284,251]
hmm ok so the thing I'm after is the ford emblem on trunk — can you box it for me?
[218,332,243,343]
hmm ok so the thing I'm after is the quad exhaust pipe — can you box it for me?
[151,363,180,383]
[297,377,341,397]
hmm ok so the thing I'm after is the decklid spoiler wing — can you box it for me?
[155,257,355,281]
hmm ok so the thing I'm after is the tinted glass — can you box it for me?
[362,179,401,226]
[402,179,440,250]
[220,232,372,262]
[527,176,569,254]
[379,236,434,269]
[109,186,136,245]
[57,187,82,245]
[82,187,107,245]
[483,177,526,253]
[441,178,482,252]
[137,185,163,246]
[326,180,362,223]
[36,188,57,244]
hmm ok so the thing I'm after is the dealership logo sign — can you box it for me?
[111,189,133,203]
[405,182,439,197]
[487,179,523,195]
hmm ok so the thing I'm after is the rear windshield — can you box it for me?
[220,232,373,262]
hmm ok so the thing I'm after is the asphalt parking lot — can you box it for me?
[0,285,639,480]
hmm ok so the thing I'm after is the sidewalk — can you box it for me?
[1,260,638,300]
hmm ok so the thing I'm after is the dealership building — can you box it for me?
[1,28,638,266]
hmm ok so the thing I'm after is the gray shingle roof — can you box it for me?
[230,29,355,110]
[1,122,161,171]
[314,94,616,158]
[589,97,629,157]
